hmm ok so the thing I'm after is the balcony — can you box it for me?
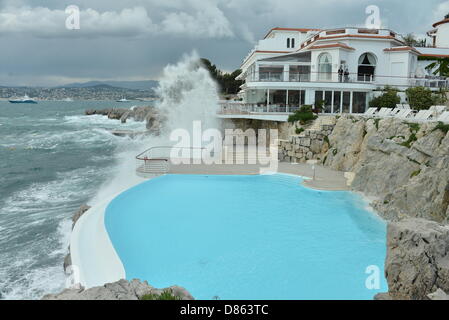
[246,71,448,89]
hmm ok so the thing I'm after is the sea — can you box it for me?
[0,100,152,299]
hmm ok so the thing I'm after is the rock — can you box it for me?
[63,252,72,274]
[428,288,449,300]
[373,292,393,300]
[325,115,366,171]
[382,218,449,300]
[72,204,91,230]
[42,279,194,300]
[85,106,164,134]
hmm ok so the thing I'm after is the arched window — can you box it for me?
[287,38,290,48]
[291,38,295,48]
[318,53,332,81]
[358,53,376,82]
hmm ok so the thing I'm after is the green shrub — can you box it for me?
[314,100,325,113]
[432,121,449,134]
[288,105,317,124]
[369,88,400,109]
[295,127,305,135]
[140,289,181,300]
[405,87,445,110]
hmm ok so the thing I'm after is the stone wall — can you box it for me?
[278,124,334,162]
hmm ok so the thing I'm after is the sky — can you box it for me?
[0,0,448,86]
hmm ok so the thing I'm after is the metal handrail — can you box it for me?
[136,146,206,160]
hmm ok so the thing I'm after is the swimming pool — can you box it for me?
[105,174,387,300]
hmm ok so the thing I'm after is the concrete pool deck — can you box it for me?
[70,161,349,288]
[168,161,350,191]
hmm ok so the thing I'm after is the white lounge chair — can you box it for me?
[395,109,414,119]
[389,107,403,116]
[436,111,449,123]
[413,110,434,121]
[376,108,393,117]
[395,104,411,110]
[429,105,447,117]
[363,107,378,117]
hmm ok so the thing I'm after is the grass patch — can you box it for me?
[332,148,338,156]
[374,118,380,130]
[140,289,182,300]
[295,127,305,135]
[410,169,421,178]
[400,133,417,148]
[324,135,330,146]
[432,121,449,134]
[407,122,420,133]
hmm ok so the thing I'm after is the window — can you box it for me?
[291,38,295,48]
[287,38,290,48]
[318,53,332,81]
[358,53,377,82]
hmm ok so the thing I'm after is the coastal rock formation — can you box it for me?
[71,204,91,230]
[376,218,449,300]
[42,279,194,300]
[294,115,449,223]
[85,106,164,135]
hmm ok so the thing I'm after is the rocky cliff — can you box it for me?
[286,115,449,223]
[375,218,449,300]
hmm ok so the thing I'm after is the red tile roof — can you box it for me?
[384,46,421,54]
[433,18,449,28]
[308,43,355,50]
[264,27,320,39]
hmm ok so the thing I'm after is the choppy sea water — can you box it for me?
[0,100,151,299]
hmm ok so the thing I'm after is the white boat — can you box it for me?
[9,95,38,104]
[116,98,130,103]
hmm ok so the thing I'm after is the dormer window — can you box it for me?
[291,38,295,48]
[287,38,295,49]
[287,38,290,48]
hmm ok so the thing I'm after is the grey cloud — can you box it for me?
[0,0,447,86]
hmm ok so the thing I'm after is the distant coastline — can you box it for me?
[0,80,159,101]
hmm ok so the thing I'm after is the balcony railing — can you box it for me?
[219,102,300,114]
[245,71,449,88]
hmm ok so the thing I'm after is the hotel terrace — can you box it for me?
[220,16,449,119]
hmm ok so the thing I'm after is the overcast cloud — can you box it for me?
[0,0,448,86]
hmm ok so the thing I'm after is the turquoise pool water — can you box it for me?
[105,174,387,300]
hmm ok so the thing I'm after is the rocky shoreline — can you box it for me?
[42,279,193,300]
[85,106,165,135]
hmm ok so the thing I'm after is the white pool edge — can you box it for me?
[70,191,126,288]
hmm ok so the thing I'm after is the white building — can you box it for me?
[232,17,449,115]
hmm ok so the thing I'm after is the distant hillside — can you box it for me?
[59,80,159,91]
